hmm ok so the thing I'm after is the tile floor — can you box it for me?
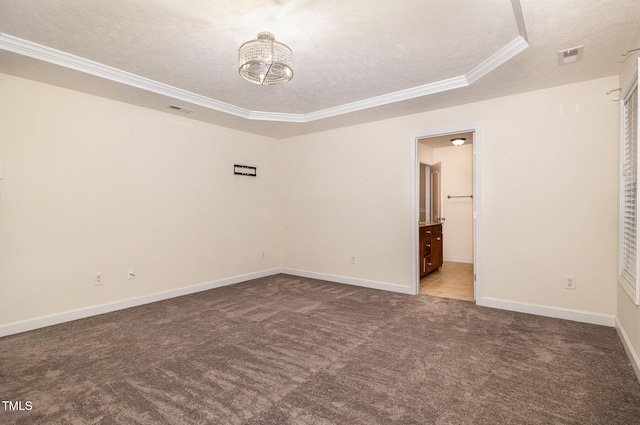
[420,261,474,302]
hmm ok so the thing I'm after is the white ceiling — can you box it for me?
[0,0,639,139]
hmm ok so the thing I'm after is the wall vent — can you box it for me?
[168,105,194,114]
[558,45,584,65]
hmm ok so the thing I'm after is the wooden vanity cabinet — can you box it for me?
[419,224,443,277]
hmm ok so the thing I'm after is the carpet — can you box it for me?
[1,274,639,424]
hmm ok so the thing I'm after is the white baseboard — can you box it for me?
[0,268,281,338]
[2,268,618,341]
[281,268,414,295]
[443,257,473,264]
[476,296,615,327]
[615,318,640,383]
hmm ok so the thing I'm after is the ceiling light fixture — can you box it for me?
[238,32,294,85]
[451,138,466,146]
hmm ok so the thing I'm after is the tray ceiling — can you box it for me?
[0,0,638,138]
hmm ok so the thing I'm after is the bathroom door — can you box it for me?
[431,162,442,222]
[419,163,431,222]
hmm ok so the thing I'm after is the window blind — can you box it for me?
[620,82,639,304]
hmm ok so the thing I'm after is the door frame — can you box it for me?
[410,125,482,300]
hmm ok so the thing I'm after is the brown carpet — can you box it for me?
[1,274,639,424]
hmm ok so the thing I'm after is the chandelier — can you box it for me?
[238,32,294,85]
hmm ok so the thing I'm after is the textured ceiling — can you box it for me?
[0,0,639,138]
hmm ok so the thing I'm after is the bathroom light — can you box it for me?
[238,32,294,85]
[451,138,466,146]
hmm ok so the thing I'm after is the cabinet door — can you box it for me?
[424,236,434,274]
[431,234,443,269]
[424,237,432,274]
[419,234,426,276]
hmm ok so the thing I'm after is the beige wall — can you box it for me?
[279,123,412,288]
[418,141,433,164]
[0,72,620,331]
[282,76,619,320]
[0,74,281,326]
[433,144,473,263]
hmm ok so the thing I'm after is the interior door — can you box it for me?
[419,163,431,222]
[430,162,442,222]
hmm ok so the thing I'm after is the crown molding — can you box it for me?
[0,13,528,125]
[511,0,529,42]
[0,32,252,120]
[304,75,470,122]
[248,110,305,123]
[466,36,529,85]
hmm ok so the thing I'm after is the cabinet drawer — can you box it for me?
[423,224,442,236]
[419,224,443,277]
[423,239,431,256]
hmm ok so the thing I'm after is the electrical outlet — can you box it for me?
[261,251,266,259]
[127,269,135,280]
[351,255,357,264]
[565,275,576,290]
[94,272,104,286]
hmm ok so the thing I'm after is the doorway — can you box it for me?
[411,128,480,301]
